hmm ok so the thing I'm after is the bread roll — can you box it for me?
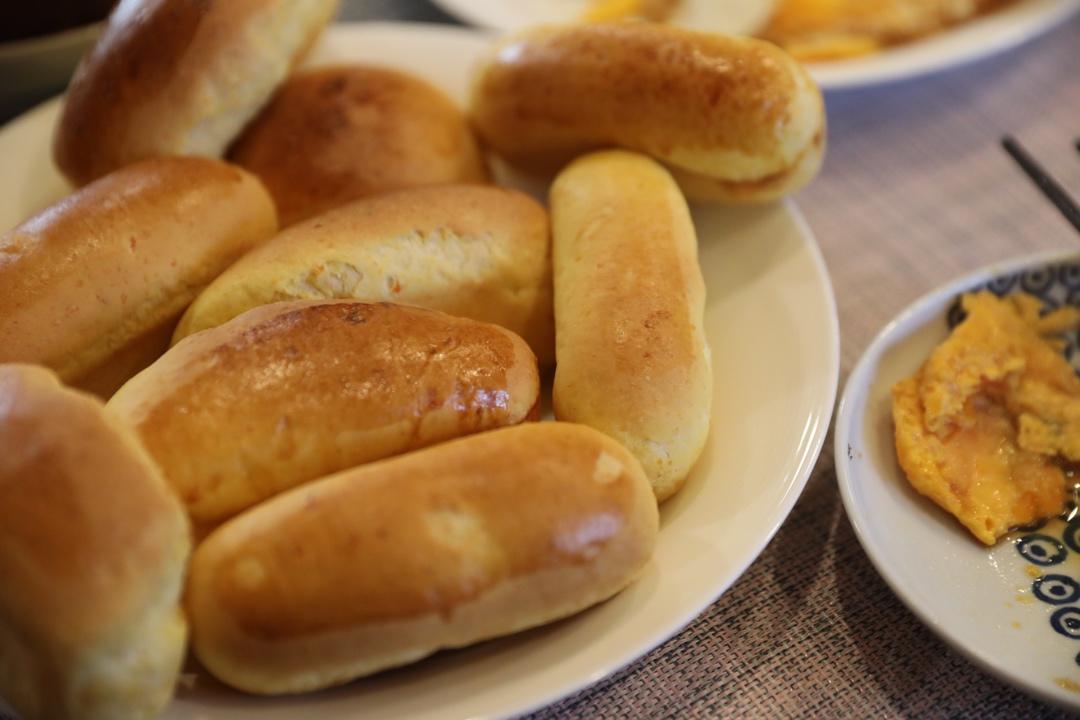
[186,421,658,694]
[0,156,278,398]
[0,364,190,720]
[469,22,825,204]
[229,65,489,226]
[1,155,278,399]
[551,150,711,501]
[53,0,339,186]
[109,300,540,525]
[174,184,555,365]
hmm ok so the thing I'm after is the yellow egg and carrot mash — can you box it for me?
[584,0,1019,61]
[760,0,1018,61]
[892,291,1080,545]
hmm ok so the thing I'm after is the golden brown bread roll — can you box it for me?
[0,156,278,398]
[109,300,541,526]
[228,64,489,226]
[0,364,190,720]
[53,0,339,186]
[550,150,712,501]
[469,22,825,204]
[174,184,555,364]
[186,421,658,694]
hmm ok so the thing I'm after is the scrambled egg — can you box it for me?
[584,0,1016,61]
[584,0,680,22]
[761,0,1015,61]
[893,292,1080,545]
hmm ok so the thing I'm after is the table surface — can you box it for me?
[7,2,1080,717]
[336,4,1080,718]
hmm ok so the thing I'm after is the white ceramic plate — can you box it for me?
[427,0,1080,90]
[430,0,775,36]
[0,23,839,720]
[836,251,1080,711]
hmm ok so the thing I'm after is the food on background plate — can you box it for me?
[892,291,1080,545]
[760,0,1019,61]
[228,65,489,227]
[0,364,190,720]
[0,156,277,398]
[186,422,658,694]
[174,184,555,365]
[583,0,681,22]
[579,0,1019,62]
[52,0,339,186]
[550,150,711,502]
[109,300,540,527]
[469,22,825,204]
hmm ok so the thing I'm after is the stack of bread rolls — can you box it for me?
[0,1,825,716]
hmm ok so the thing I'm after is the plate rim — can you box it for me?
[834,247,1080,711]
[426,0,1080,91]
[807,0,1079,90]
[0,20,841,719]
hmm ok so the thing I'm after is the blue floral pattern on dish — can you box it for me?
[947,262,1080,660]
[946,262,1080,372]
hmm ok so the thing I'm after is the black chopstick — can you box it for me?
[1001,135,1080,235]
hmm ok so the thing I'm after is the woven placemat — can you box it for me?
[528,13,1080,719]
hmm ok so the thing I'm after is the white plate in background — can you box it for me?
[836,251,1080,711]
[428,0,1080,90]
[0,23,840,720]
[429,0,774,36]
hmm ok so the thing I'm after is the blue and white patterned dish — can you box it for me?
[836,251,1080,710]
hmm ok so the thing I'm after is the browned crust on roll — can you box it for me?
[53,0,339,186]
[229,64,489,226]
[108,300,541,525]
[0,364,190,720]
[469,22,825,203]
[186,421,658,694]
[174,183,555,365]
[666,127,827,204]
[0,156,278,397]
[551,150,712,501]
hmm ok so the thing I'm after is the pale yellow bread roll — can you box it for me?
[186,421,658,694]
[109,300,541,526]
[0,156,278,398]
[53,0,339,186]
[469,22,825,204]
[174,184,555,365]
[551,150,712,501]
[0,364,190,720]
[228,65,489,226]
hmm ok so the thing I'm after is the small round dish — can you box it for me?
[835,250,1080,710]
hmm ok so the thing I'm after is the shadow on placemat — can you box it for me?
[529,464,1074,718]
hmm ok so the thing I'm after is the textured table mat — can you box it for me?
[526,14,1080,720]
[336,4,1080,717]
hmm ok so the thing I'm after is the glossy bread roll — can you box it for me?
[109,300,540,525]
[229,65,489,226]
[0,365,190,720]
[0,156,278,398]
[53,0,339,186]
[470,22,825,204]
[174,184,555,365]
[186,422,658,694]
[551,151,712,501]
